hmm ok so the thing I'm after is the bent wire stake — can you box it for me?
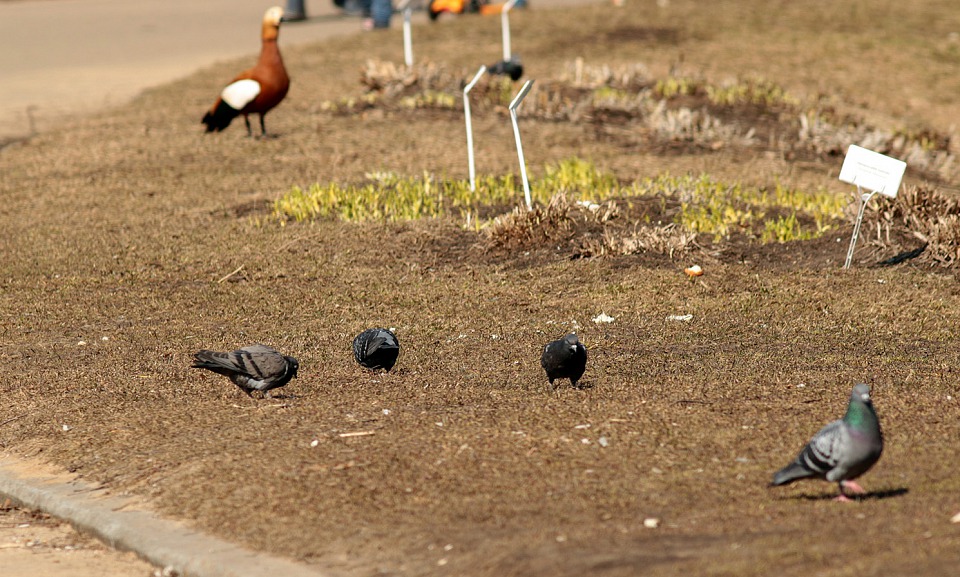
[501,0,519,61]
[463,65,487,192]
[509,79,535,210]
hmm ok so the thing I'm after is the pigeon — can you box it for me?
[771,383,883,501]
[192,344,299,397]
[488,56,524,81]
[540,333,587,390]
[353,328,400,371]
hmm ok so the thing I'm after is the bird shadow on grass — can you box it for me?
[791,487,909,502]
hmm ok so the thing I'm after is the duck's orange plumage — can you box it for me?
[202,6,290,137]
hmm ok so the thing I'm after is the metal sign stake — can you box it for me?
[844,185,877,269]
[501,0,519,61]
[509,79,535,210]
[463,65,487,192]
[402,6,413,66]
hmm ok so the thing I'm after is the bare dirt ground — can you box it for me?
[2,1,960,576]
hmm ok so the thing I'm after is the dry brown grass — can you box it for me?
[484,192,699,259]
[485,193,578,249]
[328,57,958,185]
[578,222,697,258]
[3,2,960,576]
[866,184,960,266]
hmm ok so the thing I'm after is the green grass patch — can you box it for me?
[633,174,845,242]
[654,75,798,108]
[706,78,799,108]
[272,159,845,245]
[272,158,620,224]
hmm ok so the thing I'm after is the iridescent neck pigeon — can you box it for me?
[771,383,883,501]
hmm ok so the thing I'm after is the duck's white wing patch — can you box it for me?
[220,79,261,110]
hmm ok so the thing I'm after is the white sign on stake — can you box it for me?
[839,144,907,269]
[509,79,535,210]
[839,144,906,198]
[501,0,519,61]
[463,65,487,193]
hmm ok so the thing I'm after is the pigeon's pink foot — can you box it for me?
[833,493,854,503]
[840,480,866,494]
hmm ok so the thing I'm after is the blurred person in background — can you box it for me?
[360,0,394,29]
[283,0,366,21]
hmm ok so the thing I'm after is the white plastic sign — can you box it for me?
[838,144,906,198]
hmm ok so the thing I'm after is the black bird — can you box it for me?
[353,328,400,371]
[192,344,298,397]
[540,333,587,390]
[488,55,523,81]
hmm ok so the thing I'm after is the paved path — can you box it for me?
[1,504,155,577]
[0,0,376,140]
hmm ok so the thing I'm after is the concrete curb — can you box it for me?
[0,455,334,577]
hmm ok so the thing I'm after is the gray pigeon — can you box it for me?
[771,383,883,501]
[540,333,587,390]
[353,328,400,371]
[192,344,299,397]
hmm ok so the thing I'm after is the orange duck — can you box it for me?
[202,6,289,137]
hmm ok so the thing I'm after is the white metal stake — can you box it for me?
[509,79,535,210]
[463,65,487,192]
[402,7,413,67]
[501,0,518,61]
[844,185,877,269]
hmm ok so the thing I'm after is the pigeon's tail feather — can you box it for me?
[192,350,238,374]
[771,461,815,486]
